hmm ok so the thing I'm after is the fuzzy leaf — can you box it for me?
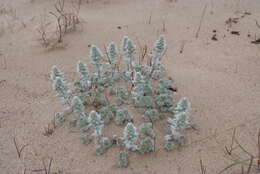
[52,77,71,105]
[117,151,128,168]
[77,61,89,76]
[99,106,114,124]
[123,122,139,151]
[138,135,155,153]
[80,134,92,144]
[54,112,65,123]
[134,96,155,108]
[107,42,118,65]
[88,111,104,137]
[50,66,64,81]
[115,109,133,125]
[144,109,160,122]
[139,122,155,138]
[71,96,85,116]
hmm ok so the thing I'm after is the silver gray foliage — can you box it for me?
[117,151,128,167]
[164,97,191,149]
[50,36,193,168]
[123,122,139,151]
[115,109,133,125]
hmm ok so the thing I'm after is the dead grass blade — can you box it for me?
[200,158,206,174]
[246,156,253,174]
[234,137,255,158]
[195,4,208,38]
[257,129,260,171]
[218,158,253,174]
[255,20,260,30]
[224,128,236,155]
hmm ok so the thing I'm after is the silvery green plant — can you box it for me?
[88,111,104,137]
[171,97,191,115]
[115,86,129,105]
[95,92,108,106]
[115,136,125,147]
[152,63,166,79]
[156,93,174,112]
[90,45,103,78]
[71,96,86,117]
[122,36,136,71]
[149,35,166,75]
[50,36,194,168]
[96,137,113,155]
[115,109,133,125]
[123,122,139,151]
[121,36,128,53]
[77,61,89,77]
[144,109,160,122]
[50,65,64,81]
[152,35,166,62]
[80,134,93,144]
[52,77,71,105]
[158,78,174,93]
[134,96,155,108]
[138,122,155,138]
[132,71,153,97]
[75,61,91,91]
[138,122,155,153]
[133,71,143,85]
[106,42,118,69]
[138,135,155,153]
[117,151,128,167]
[54,112,66,124]
[164,97,191,149]
[99,105,116,124]
[50,66,73,106]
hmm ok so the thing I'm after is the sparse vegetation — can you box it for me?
[37,0,82,49]
[0,0,258,173]
[49,35,192,167]
[218,129,259,174]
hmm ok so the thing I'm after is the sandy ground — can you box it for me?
[0,0,260,173]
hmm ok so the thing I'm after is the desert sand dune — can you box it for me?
[0,0,260,173]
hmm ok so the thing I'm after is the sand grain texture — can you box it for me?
[0,0,260,173]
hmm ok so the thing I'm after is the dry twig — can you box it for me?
[179,40,186,54]
[219,129,258,174]
[31,158,53,174]
[148,13,152,24]
[38,0,81,48]
[37,15,51,47]
[43,124,54,137]
[162,20,166,32]
[13,137,28,158]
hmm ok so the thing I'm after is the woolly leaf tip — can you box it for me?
[50,65,63,81]
[71,96,85,116]
[88,111,104,137]
[77,61,88,76]
[107,42,118,63]
[90,45,103,63]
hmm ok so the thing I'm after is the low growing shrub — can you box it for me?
[50,35,193,167]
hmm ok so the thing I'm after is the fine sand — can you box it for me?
[0,0,260,173]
